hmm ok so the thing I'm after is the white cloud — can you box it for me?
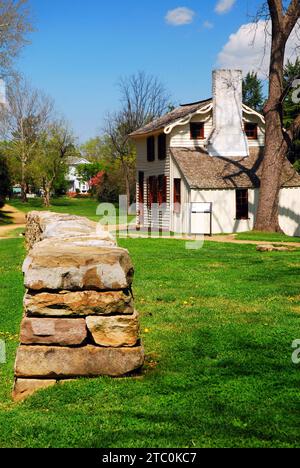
[217,20,299,78]
[203,20,214,29]
[215,0,236,14]
[165,7,195,26]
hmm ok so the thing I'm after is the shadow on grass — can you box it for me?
[0,210,14,226]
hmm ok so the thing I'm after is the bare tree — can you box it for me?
[105,72,170,207]
[0,0,33,76]
[254,0,300,232]
[1,75,54,201]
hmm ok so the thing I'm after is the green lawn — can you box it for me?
[9,197,135,225]
[236,230,300,243]
[9,197,107,222]
[0,237,299,448]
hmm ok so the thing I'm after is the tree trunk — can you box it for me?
[21,160,27,203]
[43,181,52,208]
[121,159,130,212]
[254,23,287,232]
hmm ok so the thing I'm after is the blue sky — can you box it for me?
[16,0,269,142]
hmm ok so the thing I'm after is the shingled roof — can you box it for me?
[130,99,212,137]
[171,147,300,190]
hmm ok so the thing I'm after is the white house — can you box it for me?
[66,157,91,194]
[130,69,300,237]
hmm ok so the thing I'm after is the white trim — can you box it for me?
[164,104,213,135]
[242,104,265,124]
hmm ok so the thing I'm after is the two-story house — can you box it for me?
[130,69,300,236]
[66,157,91,194]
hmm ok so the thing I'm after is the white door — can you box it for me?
[190,203,212,235]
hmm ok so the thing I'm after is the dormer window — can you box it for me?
[245,123,258,140]
[190,122,205,140]
[147,136,155,162]
[158,134,167,160]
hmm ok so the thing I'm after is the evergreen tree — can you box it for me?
[242,72,265,112]
[283,59,300,171]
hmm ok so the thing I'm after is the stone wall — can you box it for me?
[13,212,144,401]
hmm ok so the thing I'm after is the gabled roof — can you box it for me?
[68,157,91,166]
[171,147,300,190]
[130,99,212,137]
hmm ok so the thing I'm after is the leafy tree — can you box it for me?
[0,75,54,202]
[283,59,300,170]
[76,162,108,185]
[80,137,110,163]
[31,120,76,207]
[242,71,265,112]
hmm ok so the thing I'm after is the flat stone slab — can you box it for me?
[24,290,134,317]
[23,238,134,291]
[15,345,144,378]
[86,311,140,348]
[12,379,56,402]
[20,318,87,346]
[26,211,115,250]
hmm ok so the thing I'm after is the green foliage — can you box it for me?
[80,137,112,162]
[76,162,107,184]
[283,59,300,168]
[0,238,300,447]
[242,72,265,112]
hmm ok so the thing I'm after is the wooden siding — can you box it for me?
[169,111,265,149]
[170,114,213,149]
[243,114,265,147]
[135,137,171,230]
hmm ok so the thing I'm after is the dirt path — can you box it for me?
[0,205,26,239]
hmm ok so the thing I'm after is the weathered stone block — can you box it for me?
[24,290,134,317]
[12,379,56,402]
[15,345,144,378]
[23,238,134,291]
[86,312,140,348]
[20,317,87,346]
[26,211,115,250]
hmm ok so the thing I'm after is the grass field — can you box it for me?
[0,236,299,448]
[8,197,134,225]
[236,231,300,243]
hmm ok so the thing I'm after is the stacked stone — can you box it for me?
[13,212,144,401]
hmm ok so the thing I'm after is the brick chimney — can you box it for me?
[208,69,249,158]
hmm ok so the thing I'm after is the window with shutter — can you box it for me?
[148,176,157,207]
[244,123,258,139]
[158,134,167,160]
[236,189,249,220]
[147,136,155,162]
[190,122,205,140]
[138,172,144,204]
[158,175,167,205]
[174,179,181,213]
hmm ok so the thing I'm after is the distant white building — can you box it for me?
[66,157,91,194]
